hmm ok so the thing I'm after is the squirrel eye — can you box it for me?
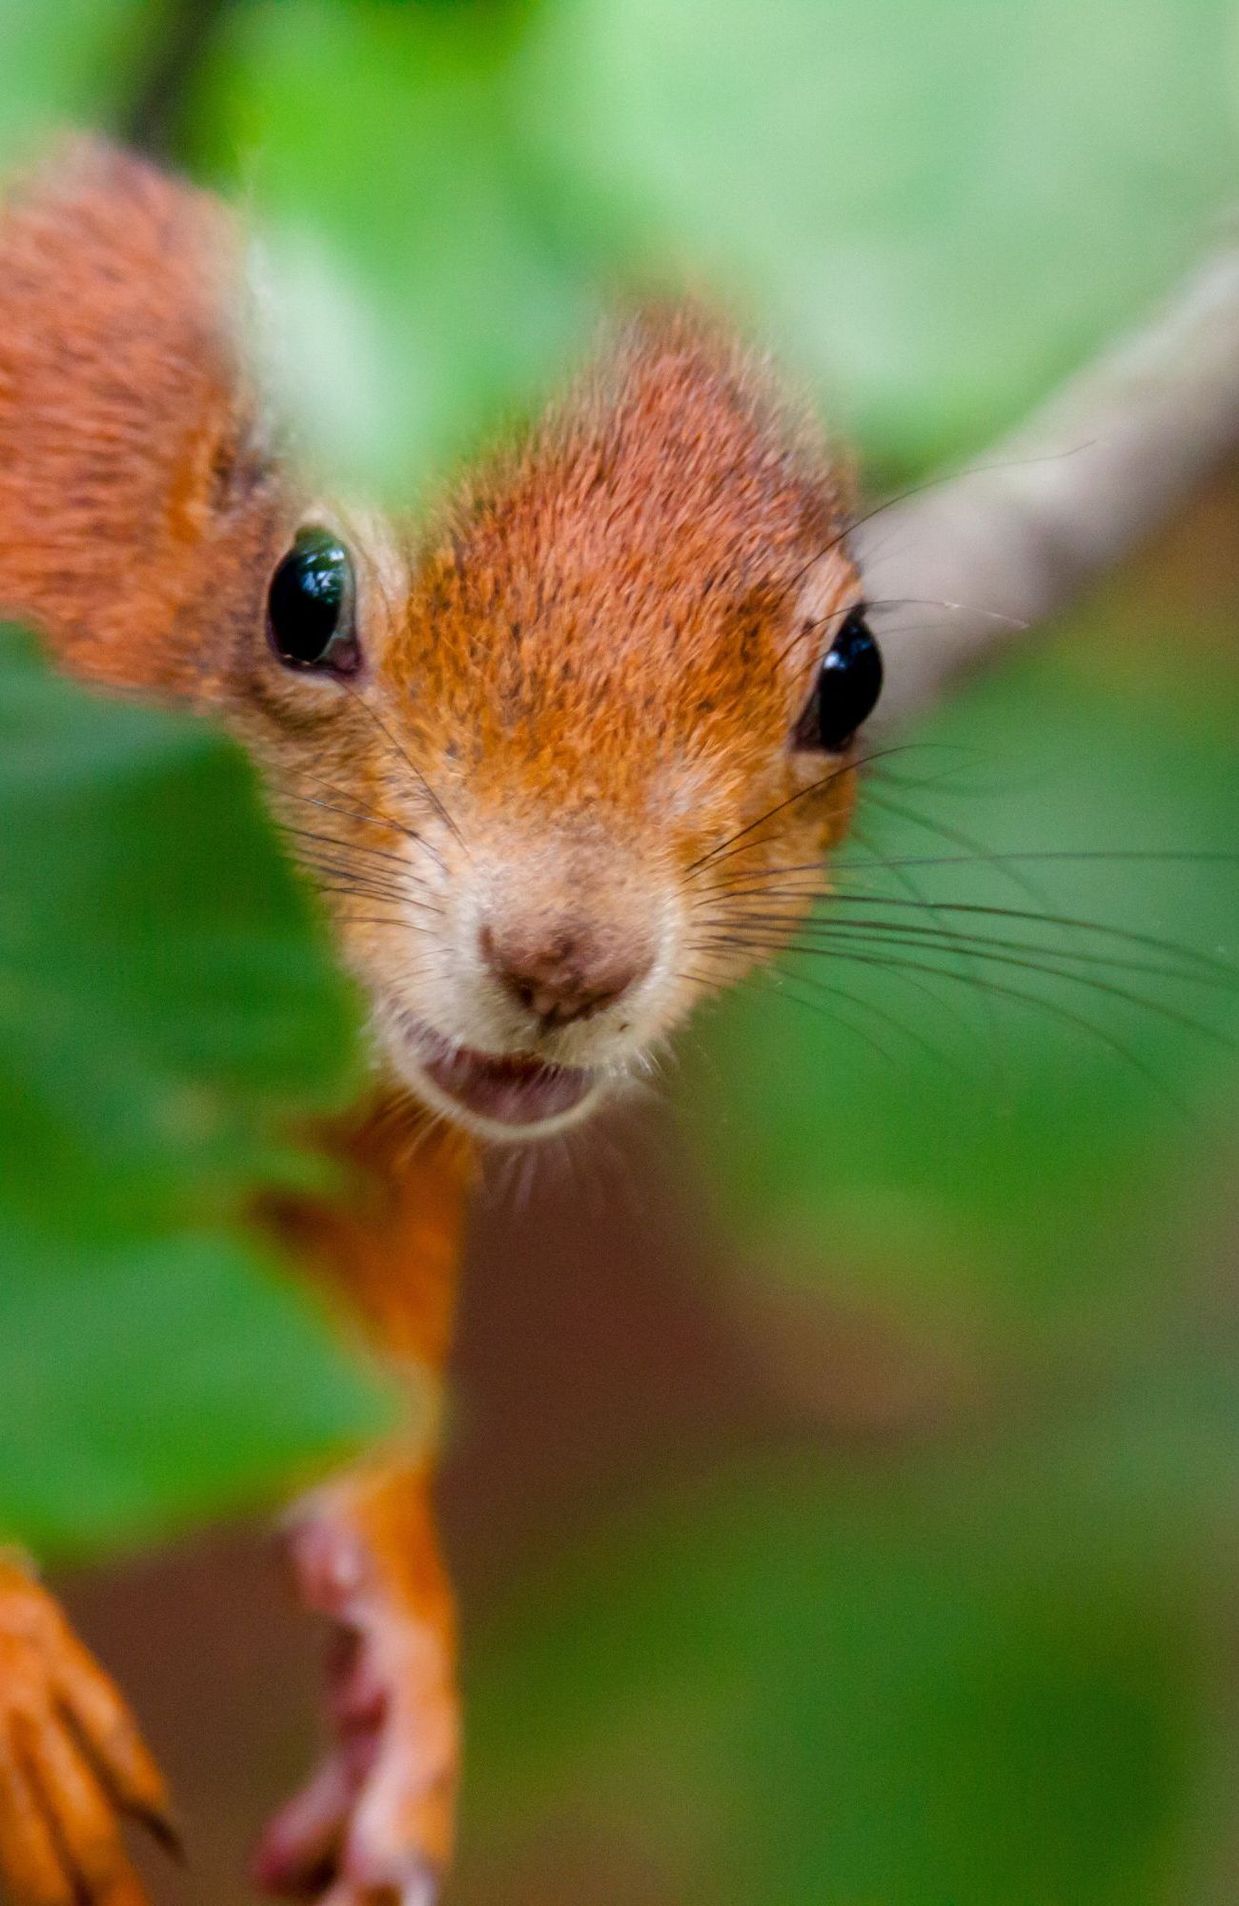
[794,607,883,752]
[267,527,359,673]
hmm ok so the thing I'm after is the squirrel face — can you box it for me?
[236,316,873,1140]
[0,153,879,1146]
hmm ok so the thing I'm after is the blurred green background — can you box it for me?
[4,0,1239,1900]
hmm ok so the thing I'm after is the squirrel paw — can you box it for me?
[253,1508,456,1906]
[0,1558,178,1906]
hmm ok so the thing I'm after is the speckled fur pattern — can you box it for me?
[0,137,282,699]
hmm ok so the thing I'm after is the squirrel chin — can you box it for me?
[380,1014,609,1144]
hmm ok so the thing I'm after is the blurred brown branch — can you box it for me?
[820,246,1239,723]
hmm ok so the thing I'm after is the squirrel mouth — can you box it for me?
[412,1027,596,1133]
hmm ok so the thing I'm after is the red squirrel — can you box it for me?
[0,139,875,1906]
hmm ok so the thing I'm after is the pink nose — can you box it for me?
[480,922,650,1030]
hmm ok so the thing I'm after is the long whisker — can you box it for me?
[690,935,951,1059]
[753,970,899,1065]
[852,816,1009,1087]
[285,833,441,900]
[766,961,965,1069]
[780,597,1031,677]
[719,918,1231,992]
[282,788,450,876]
[304,871,442,916]
[284,850,443,917]
[326,910,438,933]
[282,825,433,880]
[280,821,436,879]
[695,923,1235,1050]
[736,940,1189,1114]
[684,745,908,881]
[321,890,441,929]
[292,851,446,917]
[795,444,1095,591]
[690,948,915,1067]
[342,684,469,856]
[712,894,1239,982]
[839,849,1239,872]
[861,785,1055,911]
[310,883,443,921]
[691,846,1239,915]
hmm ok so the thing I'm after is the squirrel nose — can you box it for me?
[480,921,651,1030]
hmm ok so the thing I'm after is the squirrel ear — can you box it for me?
[0,137,283,700]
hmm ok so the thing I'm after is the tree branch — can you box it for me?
[822,247,1239,725]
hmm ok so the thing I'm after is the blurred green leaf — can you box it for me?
[0,0,155,160]
[523,0,1239,472]
[14,0,1231,489]
[6,0,1235,486]
[0,627,387,1561]
[462,1455,1212,1905]
[193,0,600,496]
[682,630,1239,1334]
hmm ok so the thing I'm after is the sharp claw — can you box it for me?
[0,1570,172,1906]
[52,1636,175,1848]
[12,1701,163,1906]
[129,1799,185,1863]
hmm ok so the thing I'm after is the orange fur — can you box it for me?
[0,137,280,697]
[0,1557,176,1906]
[0,138,865,1904]
[258,1115,474,1900]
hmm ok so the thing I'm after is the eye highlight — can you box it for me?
[267,527,359,674]
[794,607,882,752]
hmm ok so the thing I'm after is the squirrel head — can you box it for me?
[0,146,876,1142]
[236,313,874,1138]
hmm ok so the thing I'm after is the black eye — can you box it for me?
[267,527,359,673]
[794,608,883,752]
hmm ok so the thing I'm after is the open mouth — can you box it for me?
[409,1025,597,1133]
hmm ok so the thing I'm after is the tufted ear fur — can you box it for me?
[0,137,285,702]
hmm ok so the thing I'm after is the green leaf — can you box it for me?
[0,627,388,1562]
[0,1231,388,1560]
[178,0,1239,490]
[461,1455,1211,1906]
[11,0,1232,489]
[0,0,156,161]
[192,0,600,497]
[523,0,1239,472]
